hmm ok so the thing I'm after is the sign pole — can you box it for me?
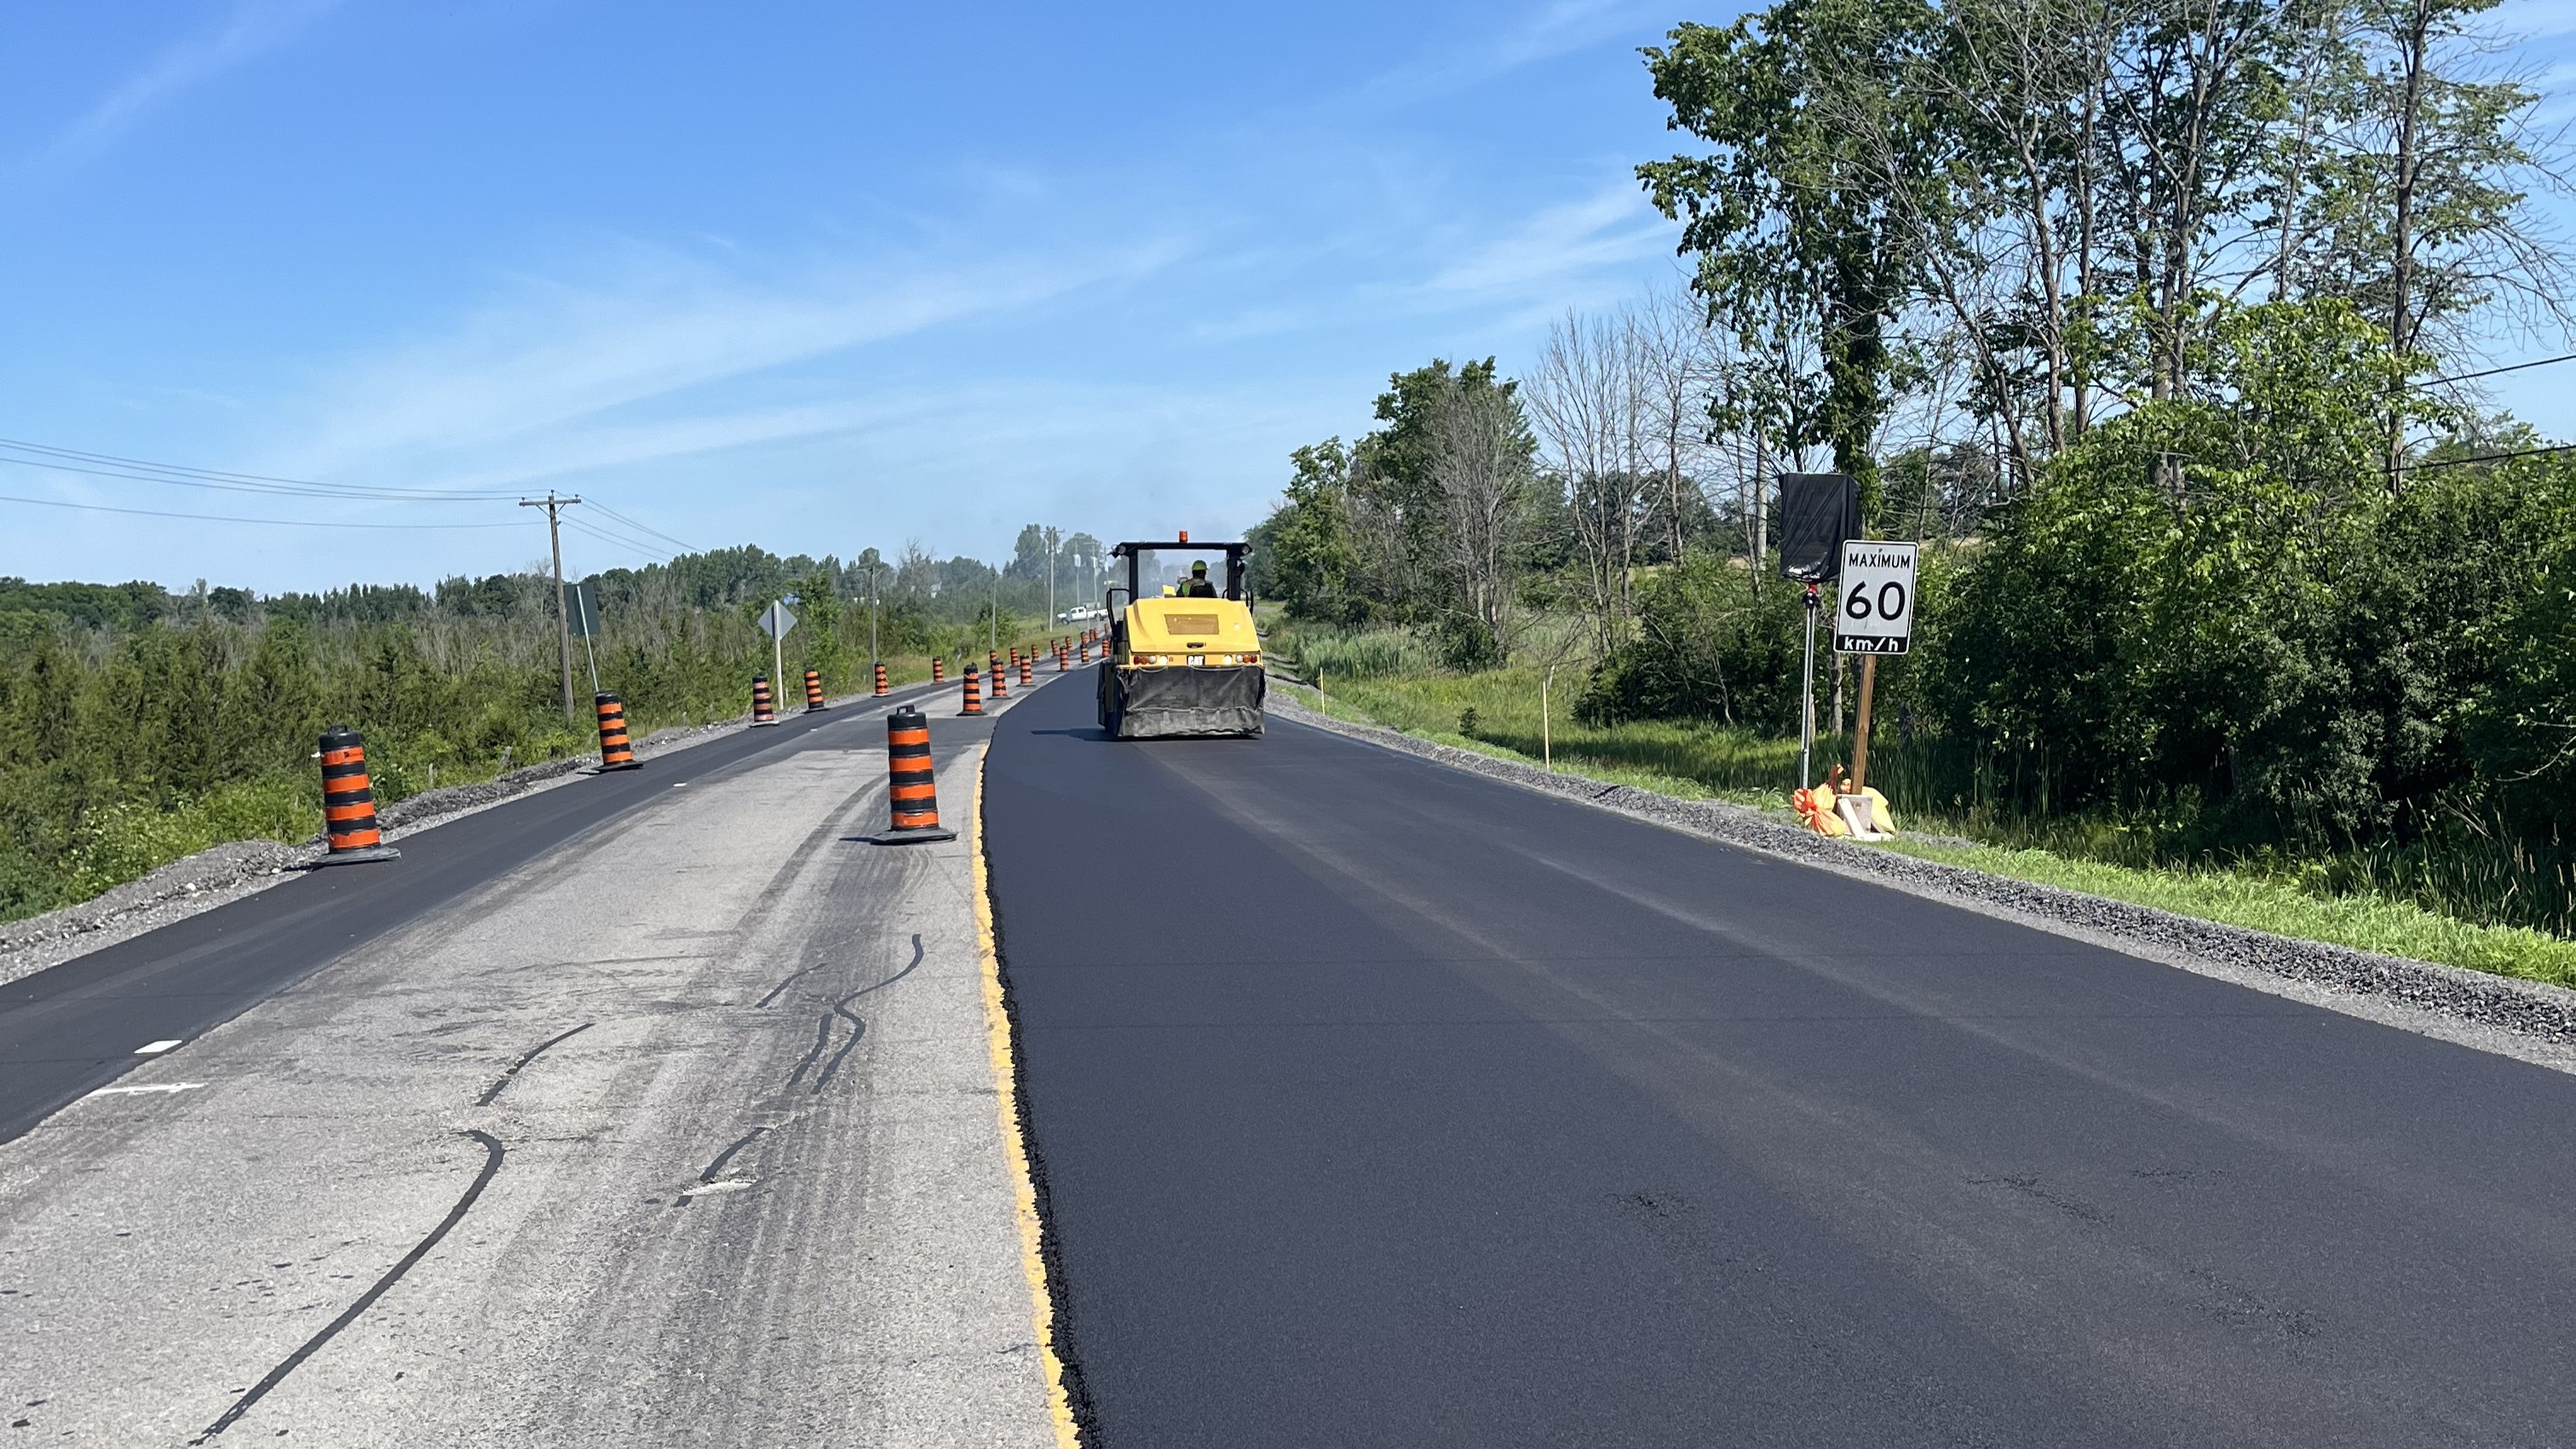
[1851,653,1877,792]
[1542,661,1555,771]
[756,598,799,699]
[1799,583,1818,791]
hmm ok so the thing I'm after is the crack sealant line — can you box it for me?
[973,747,1087,1449]
[193,1129,506,1442]
[476,1022,594,1107]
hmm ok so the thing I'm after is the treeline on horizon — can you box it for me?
[0,526,1107,923]
[1253,0,2576,936]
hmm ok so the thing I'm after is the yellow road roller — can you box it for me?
[1096,536,1265,739]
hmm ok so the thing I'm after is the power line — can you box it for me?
[0,491,530,528]
[0,451,532,502]
[563,515,677,562]
[586,500,698,554]
[0,431,702,556]
[2419,353,2576,388]
[2401,440,2576,474]
[0,437,522,502]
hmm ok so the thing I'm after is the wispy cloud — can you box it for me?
[270,235,1192,490]
[1357,0,1670,105]
[2492,0,2576,43]
[1426,181,1676,300]
[36,0,341,170]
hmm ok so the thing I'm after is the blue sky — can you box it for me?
[5,2,2575,594]
[0,0,1697,591]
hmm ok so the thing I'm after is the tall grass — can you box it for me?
[0,595,1068,926]
[1278,626,1442,681]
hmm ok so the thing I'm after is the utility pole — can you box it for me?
[520,492,583,724]
[1045,525,1061,630]
[868,561,881,669]
[989,566,998,658]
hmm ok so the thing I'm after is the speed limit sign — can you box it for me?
[1833,541,1918,654]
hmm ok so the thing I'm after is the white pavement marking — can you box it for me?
[85,1083,205,1098]
[134,1039,181,1055]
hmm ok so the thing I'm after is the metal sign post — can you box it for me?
[759,600,797,701]
[564,580,603,696]
[1800,583,1819,790]
[1831,540,1920,794]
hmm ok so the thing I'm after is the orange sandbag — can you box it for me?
[1791,785,1848,837]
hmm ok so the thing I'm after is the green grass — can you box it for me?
[61,774,320,900]
[1274,650,2576,991]
[1310,665,1795,807]
[1885,838,2576,989]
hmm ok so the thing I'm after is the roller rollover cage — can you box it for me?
[1095,537,1266,739]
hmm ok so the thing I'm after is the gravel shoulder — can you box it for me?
[1269,695,2576,1077]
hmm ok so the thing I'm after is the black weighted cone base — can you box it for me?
[598,760,643,773]
[750,718,781,727]
[308,844,401,868]
[869,824,957,846]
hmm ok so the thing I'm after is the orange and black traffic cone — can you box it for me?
[313,726,400,865]
[932,657,946,683]
[869,706,956,844]
[595,693,641,772]
[989,656,1008,699]
[803,669,826,711]
[1018,649,1032,687]
[750,675,779,726]
[961,664,982,716]
[873,661,889,697]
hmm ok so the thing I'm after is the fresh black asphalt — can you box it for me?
[0,681,963,1145]
[984,674,2576,1447]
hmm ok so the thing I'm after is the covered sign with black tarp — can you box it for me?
[1777,473,1861,582]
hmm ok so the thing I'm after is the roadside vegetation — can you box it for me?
[1247,0,2576,985]
[1268,620,2576,989]
[0,529,1097,925]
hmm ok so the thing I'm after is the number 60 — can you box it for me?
[1843,581,1907,620]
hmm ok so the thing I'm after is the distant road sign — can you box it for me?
[564,580,601,638]
[1833,541,1918,654]
[758,601,797,641]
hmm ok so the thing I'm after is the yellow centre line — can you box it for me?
[972,747,1085,1447]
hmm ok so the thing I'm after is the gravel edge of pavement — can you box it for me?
[0,691,899,989]
[1268,693,2576,1075]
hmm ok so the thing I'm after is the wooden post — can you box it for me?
[1542,662,1555,770]
[1850,653,1879,792]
